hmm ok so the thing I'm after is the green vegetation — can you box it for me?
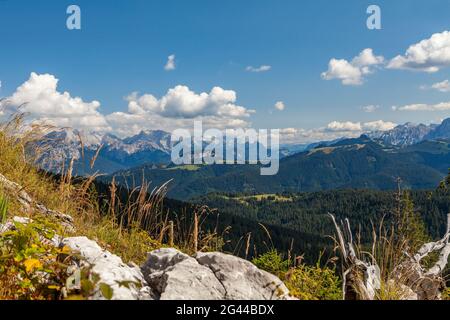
[107,137,450,200]
[234,194,292,202]
[253,250,341,300]
[284,264,341,300]
[394,191,430,253]
[0,114,223,298]
[166,165,201,171]
[0,194,8,224]
[252,250,289,275]
[0,217,71,299]
[195,188,450,263]
[443,287,450,300]
[0,113,448,300]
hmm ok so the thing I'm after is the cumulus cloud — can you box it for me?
[394,101,450,112]
[8,72,110,132]
[363,120,396,131]
[164,54,176,71]
[109,85,256,136]
[321,59,362,85]
[106,112,251,137]
[387,31,450,73]
[280,120,396,144]
[274,101,285,111]
[326,121,362,132]
[361,105,380,113]
[325,120,395,133]
[321,48,384,85]
[4,73,256,137]
[125,85,253,119]
[280,128,297,135]
[431,80,450,92]
[246,65,271,73]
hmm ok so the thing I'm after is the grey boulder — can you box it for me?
[63,236,154,300]
[142,248,292,300]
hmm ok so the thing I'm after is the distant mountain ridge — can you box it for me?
[369,122,436,146]
[37,129,172,175]
[104,136,450,200]
[36,118,450,176]
[424,118,450,141]
[367,119,450,147]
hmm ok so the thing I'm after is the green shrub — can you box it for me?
[253,250,341,300]
[284,264,341,300]
[442,287,450,300]
[252,250,289,275]
[0,217,71,299]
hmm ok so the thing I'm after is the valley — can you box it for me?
[29,118,450,264]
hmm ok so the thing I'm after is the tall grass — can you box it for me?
[0,109,224,264]
[0,194,8,224]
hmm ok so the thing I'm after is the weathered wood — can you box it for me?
[329,213,450,300]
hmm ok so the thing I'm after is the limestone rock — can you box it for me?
[62,236,154,300]
[142,248,225,300]
[142,248,293,300]
[195,251,291,300]
[0,173,74,232]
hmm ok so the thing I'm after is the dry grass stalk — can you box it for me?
[0,109,227,267]
[169,220,174,247]
[193,211,199,253]
[245,232,251,260]
[90,144,104,169]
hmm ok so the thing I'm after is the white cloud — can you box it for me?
[280,128,298,136]
[246,65,271,73]
[326,120,395,133]
[321,59,362,85]
[279,120,396,144]
[361,105,380,113]
[125,85,253,119]
[431,80,450,92]
[106,112,251,137]
[352,48,385,67]
[164,54,176,71]
[394,101,450,112]
[8,72,110,132]
[4,73,256,137]
[363,120,396,131]
[321,48,384,85]
[109,85,256,136]
[387,31,450,73]
[274,101,285,111]
[326,121,362,132]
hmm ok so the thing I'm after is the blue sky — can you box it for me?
[1,0,450,143]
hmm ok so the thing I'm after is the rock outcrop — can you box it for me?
[1,219,293,300]
[142,248,226,300]
[0,172,293,300]
[0,173,74,232]
[195,251,291,300]
[142,248,292,300]
[63,237,155,300]
[64,244,292,300]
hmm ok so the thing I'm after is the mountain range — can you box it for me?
[104,135,450,200]
[37,118,450,195]
[36,129,172,175]
[367,119,450,147]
